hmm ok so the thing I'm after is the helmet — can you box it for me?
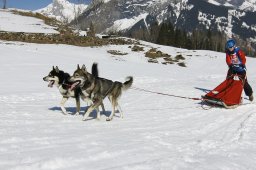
[226,39,236,49]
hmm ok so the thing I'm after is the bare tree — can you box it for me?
[87,22,96,37]
[3,0,7,9]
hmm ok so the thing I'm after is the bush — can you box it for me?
[175,54,185,60]
[131,45,144,51]
[178,62,186,67]
[145,48,170,59]
[107,50,128,55]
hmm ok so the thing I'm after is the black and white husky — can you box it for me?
[70,63,133,121]
[43,66,82,115]
[43,65,105,116]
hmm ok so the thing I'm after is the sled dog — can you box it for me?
[43,66,81,115]
[70,63,133,121]
[43,65,105,115]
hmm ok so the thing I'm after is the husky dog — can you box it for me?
[43,65,105,116]
[43,66,82,115]
[70,63,133,121]
[43,66,81,114]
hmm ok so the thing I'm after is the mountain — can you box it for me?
[206,0,256,12]
[35,0,88,23]
[74,0,256,47]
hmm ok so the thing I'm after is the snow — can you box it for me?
[240,0,256,12]
[223,1,234,7]
[0,9,59,34]
[207,0,256,12]
[1,8,256,170]
[207,0,221,6]
[103,0,111,3]
[198,11,215,30]
[35,0,88,23]
[105,13,148,32]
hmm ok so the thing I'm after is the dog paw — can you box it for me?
[82,116,88,121]
[62,112,68,115]
[75,112,80,116]
[106,117,113,121]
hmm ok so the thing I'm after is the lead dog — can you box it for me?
[43,66,81,115]
[43,65,105,115]
[70,63,133,121]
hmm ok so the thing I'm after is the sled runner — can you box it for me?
[202,75,244,109]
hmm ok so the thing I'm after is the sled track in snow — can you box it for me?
[233,109,256,142]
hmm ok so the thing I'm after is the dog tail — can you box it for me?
[122,76,133,91]
[91,62,98,77]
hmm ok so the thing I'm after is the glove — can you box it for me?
[229,65,236,73]
[230,64,240,73]
[241,64,247,71]
[229,64,246,74]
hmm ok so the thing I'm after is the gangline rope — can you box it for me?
[131,87,202,101]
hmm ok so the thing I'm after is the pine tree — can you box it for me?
[156,23,169,45]
[149,21,160,43]
[174,28,182,47]
[166,22,175,46]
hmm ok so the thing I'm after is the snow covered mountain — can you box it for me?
[207,0,256,12]
[35,0,88,23]
[74,0,256,44]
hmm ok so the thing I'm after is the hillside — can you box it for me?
[0,9,133,46]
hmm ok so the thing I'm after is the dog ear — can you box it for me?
[55,66,59,73]
[81,64,87,72]
[52,66,55,70]
[77,64,80,69]
[82,64,86,70]
[82,65,88,74]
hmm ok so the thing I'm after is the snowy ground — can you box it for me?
[1,40,256,170]
[0,9,59,34]
[1,9,256,170]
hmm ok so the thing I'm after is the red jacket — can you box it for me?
[226,47,246,66]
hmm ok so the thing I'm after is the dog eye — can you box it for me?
[75,74,79,77]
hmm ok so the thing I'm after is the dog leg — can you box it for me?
[82,100,102,121]
[117,104,123,118]
[100,103,105,112]
[60,97,68,115]
[106,97,116,121]
[95,106,101,120]
[106,105,115,121]
[95,101,105,120]
[75,96,80,115]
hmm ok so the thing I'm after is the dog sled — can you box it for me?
[202,74,244,109]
